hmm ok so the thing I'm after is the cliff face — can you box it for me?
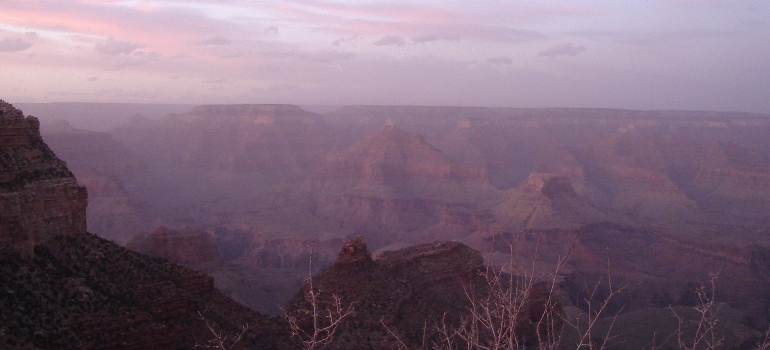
[0,101,87,258]
[41,121,149,244]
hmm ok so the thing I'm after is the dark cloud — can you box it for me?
[0,37,33,52]
[411,32,460,44]
[537,43,586,58]
[195,36,231,45]
[95,38,144,55]
[373,35,406,47]
[486,56,513,65]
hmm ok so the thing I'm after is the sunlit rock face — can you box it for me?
[490,172,618,230]
[305,123,499,234]
[0,101,87,258]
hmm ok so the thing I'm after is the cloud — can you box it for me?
[195,36,231,45]
[486,57,513,65]
[95,38,144,55]
[0,37,33,52]
[87,76,99,81]
[537,43,586,58]
[332,35,359,46]
[105,59,147,71]
[373,35,406,47]
[309,49,356,63]
[264,25,279,35]
[411,32,460,44]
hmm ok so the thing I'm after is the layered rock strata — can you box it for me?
[0,101,87,257]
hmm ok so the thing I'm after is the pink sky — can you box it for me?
[1,0,769,113]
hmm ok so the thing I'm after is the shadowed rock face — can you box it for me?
[0,232,294,349]
[127,226,222,265]
[0,101,87,258]
[334,235,373,267]
[287,237,560,349]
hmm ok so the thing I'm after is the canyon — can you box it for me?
[5,100,770,348]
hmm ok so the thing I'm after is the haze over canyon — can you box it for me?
[4,99,770,349]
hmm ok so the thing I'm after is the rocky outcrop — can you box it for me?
[377,240,482,284]
[490,172,618,230]
[127,226,222,265]
[334,235,373,267]
[286,237,557,349]
[0,101,87,258]
[304,124,498,235]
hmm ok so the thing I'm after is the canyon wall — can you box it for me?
[0,101,87,258]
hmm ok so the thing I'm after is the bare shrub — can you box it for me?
[196,309,248,350]
[285,240,355,350]
[669,273,723,350]
[379,214,622,350]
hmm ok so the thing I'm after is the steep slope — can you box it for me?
[0,233,293,349]
[0,101,87,258]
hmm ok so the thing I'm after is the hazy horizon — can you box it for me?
[2,1,770,114]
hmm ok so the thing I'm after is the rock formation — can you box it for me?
[0,101,87,258]
[127,226,222,265]
[41,121,149,243]
[0,100,294,349]
[286,236,559,349]
[304,123,498,238]
[490,172,619,230]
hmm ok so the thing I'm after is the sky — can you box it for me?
[1,0,769,113]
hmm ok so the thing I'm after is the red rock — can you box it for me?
[0,101,87,258]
